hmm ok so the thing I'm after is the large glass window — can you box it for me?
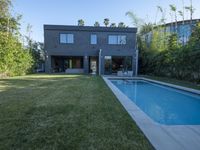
[64,57,83,69]
[118,35,126,44]
[104,56,112,74]
[108,35,126,45]
[108,35,118,44]
[91,34,97,44]
[104,56,132,74]
[60,34,74,44]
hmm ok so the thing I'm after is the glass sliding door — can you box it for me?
[104,56,112,74]
[104,56,132,74]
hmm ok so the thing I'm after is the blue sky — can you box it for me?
[13,0,200,42]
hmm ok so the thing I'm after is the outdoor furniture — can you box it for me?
[117,71,123,76]
[117,71,133,77]
[128,71,133,77]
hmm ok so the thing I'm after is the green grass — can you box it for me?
[141,75,200,90]
[0,74,153,150]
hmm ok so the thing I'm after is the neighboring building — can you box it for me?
[144,19,200,45]
[44,25,137,75]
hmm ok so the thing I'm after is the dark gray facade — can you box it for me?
[44,25,137,75]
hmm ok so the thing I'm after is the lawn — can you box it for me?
[0,74,153,150]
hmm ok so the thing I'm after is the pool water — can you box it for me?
[111,80,200,125]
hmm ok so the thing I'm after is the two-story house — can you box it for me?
[44,25,137,75]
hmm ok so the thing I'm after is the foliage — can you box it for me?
[27,40,45,72]
[118,22,126,28]
[138,22,200,83]
[0,32,33,76]
[94,21,100,27]
[103,18,109,27]
[125,11,144,29]
[0,0,33,77]
[78,19,84,26]
[110,23,116,27]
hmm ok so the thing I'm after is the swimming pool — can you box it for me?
[111,79,200,125]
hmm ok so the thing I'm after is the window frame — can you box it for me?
[108,35,127,45]
[90,34,97,45]
[59,33,74,44]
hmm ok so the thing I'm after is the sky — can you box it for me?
[12,0,200,42]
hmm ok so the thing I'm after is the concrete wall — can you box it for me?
[44,25,137,74]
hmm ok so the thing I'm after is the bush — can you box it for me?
[139,23,200,83]
[0,32,33,77]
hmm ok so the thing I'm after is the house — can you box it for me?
[44,25,138,75]
[143,19,200,46]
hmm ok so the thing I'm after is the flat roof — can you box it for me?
[44,25,137,33]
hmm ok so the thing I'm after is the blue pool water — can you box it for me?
[111,79,200,125]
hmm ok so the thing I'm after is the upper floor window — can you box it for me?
[60,34,74,44]
[91,34,97,44]
[108,35,126,45]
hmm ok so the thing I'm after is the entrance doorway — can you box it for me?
[89,57,98,74]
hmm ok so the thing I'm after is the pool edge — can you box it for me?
[103,76,200,150]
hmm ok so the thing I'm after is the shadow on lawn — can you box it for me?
[0,74,87,93]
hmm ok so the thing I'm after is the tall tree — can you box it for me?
[185,0,195,29]
[125,11,144,31]
[94,21,100,27]
[0,0,33,77]
[157,6,166,25]
[169,4,178,33]
[103,18,109,27]
[78,19,84,26]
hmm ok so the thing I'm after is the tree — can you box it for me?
[94,21,100,27]
[169,4,178,33]
[125,11,144,31]
[185,0,195,29]
[78,19,84,26]
[139,23,154,36]
[110,23,116,27]
[157,6,166,25]
[103,18,109,27]
[118,22,126,28]
[0,0,33,77]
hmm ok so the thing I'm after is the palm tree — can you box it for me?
[157,6,166,25]
[94,21,100,27]
[181,0,185,25]
[125,11,144,30]
[169,4,178,33]
[139,23,154,35]
[103,18,109,27]
[78,19,84,26]
[185,0,195,28]
[118,22,126,28]
[178,10,185,45]
[110,23,116,27]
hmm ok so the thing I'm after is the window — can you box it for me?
[108,35,126,45]
[108,35,118,44]
[91,34,97,44]
[60,34,74,44]
[118,35,126,44]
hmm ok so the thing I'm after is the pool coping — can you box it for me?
[103,76,200,150]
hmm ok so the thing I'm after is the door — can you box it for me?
[90,57,97,74]
[104,56,112,74]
